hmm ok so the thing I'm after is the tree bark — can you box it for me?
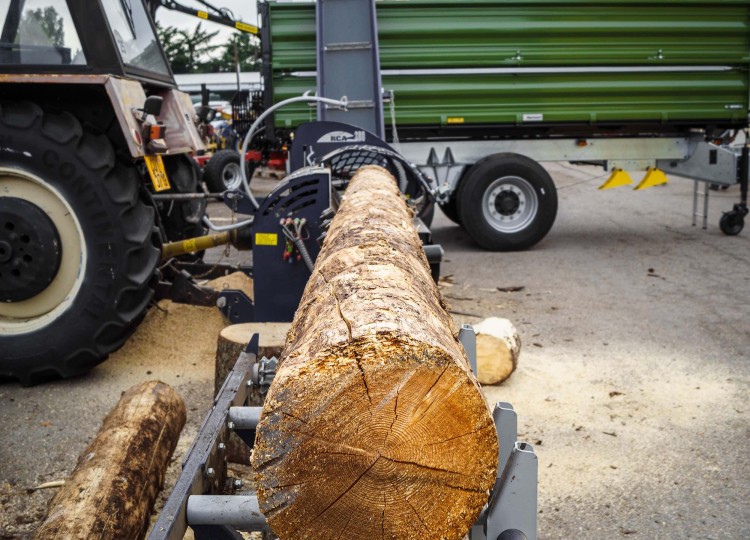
[215,322,289,464]
[34,381,186,540]
[252,166,498,540]
[474,317,521,385]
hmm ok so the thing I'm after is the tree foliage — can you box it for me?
[18,7,65,47]
[208,32,259,72]
[157,23,259,74]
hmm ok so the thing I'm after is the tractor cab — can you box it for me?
[1,0,174,87]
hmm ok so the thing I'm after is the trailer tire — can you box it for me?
[458,153,557,251]
[204,149,243,192]
[438,197,462,225]
[0,102,160,384]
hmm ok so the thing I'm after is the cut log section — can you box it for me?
[34,381,186,540]
[252,166,498,540]
[215,322,289,464]
[474,317,521,385]
[215,322,289,398]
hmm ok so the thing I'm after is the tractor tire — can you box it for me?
[457,153,558,251]
[0,102,160,384]
[203,149,243,192]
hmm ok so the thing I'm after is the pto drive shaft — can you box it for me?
[161,227,252,261]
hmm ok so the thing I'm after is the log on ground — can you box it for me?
[34,381,186,540]
[252,166,498,540]
[474,317,521,385]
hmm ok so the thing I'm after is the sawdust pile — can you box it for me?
[108,272,253,373]
[205,272,254,299]
[108,300,227,372]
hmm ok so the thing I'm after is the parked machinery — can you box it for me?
[262,0,750,249]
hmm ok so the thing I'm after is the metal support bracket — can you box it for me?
[147,347,256,540]
[471,403,538,540]
[217,290,255,324]
[459,324,478,377]
[155,269,219,306]
[223,189,258,216]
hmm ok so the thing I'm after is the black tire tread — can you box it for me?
[457,153,558,251]
[0,101,159,384]
[203,149,241,192]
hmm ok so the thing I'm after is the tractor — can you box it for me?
[0,0,208,384]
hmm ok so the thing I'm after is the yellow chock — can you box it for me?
[599,168,633,190]
[634,167,668,191]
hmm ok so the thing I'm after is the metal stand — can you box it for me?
[692,180,710,229]
[148,328,538,540]
[316,0,385,138]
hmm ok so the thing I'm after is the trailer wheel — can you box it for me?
[0,102,160,384]
[719,210,745,236]
[204,149,243,192]
[438,197,462,225]
[458,153,557,251]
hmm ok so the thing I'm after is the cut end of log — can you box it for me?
[474,317,521,385]
[253,335,497,539]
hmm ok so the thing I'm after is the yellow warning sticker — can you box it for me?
[144,154,171,192]
[197,10,208,19]
[235,21,258,34]
[255,233,279,246]
[447,117,465,124]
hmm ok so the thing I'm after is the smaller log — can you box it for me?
[34,381,186,540]
[474,317,521,385]
[214,322,289,398]
[215,322,289,464]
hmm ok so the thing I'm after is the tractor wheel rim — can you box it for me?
[0,197,62,303]
[0,167,86,334]
[222,162,243,190]
[483,175,539,233]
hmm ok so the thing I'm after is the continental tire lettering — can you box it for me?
[42,149,58,168]
[59,162,75,180]
[96,242,116,260]
[95,262,116,294]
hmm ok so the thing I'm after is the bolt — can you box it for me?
[228,421,235,430]
[206,467,215,478]
[218,443,226,451]
[216,297,227,309]
[234,478,244,489]
[247,380,254,388]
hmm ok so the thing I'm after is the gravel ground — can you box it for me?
[1,163,748,539]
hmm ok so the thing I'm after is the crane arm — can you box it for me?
[147,0,258,35]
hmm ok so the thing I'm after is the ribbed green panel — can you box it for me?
[267,1,750,128]
[273,72,749,127]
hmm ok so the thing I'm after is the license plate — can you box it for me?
[144,154,171,192]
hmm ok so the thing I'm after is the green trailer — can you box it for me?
[262,0,750,249]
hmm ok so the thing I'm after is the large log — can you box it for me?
[34,381,186,540]
[252,166,498,540]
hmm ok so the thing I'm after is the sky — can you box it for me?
[154,0,260,41]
